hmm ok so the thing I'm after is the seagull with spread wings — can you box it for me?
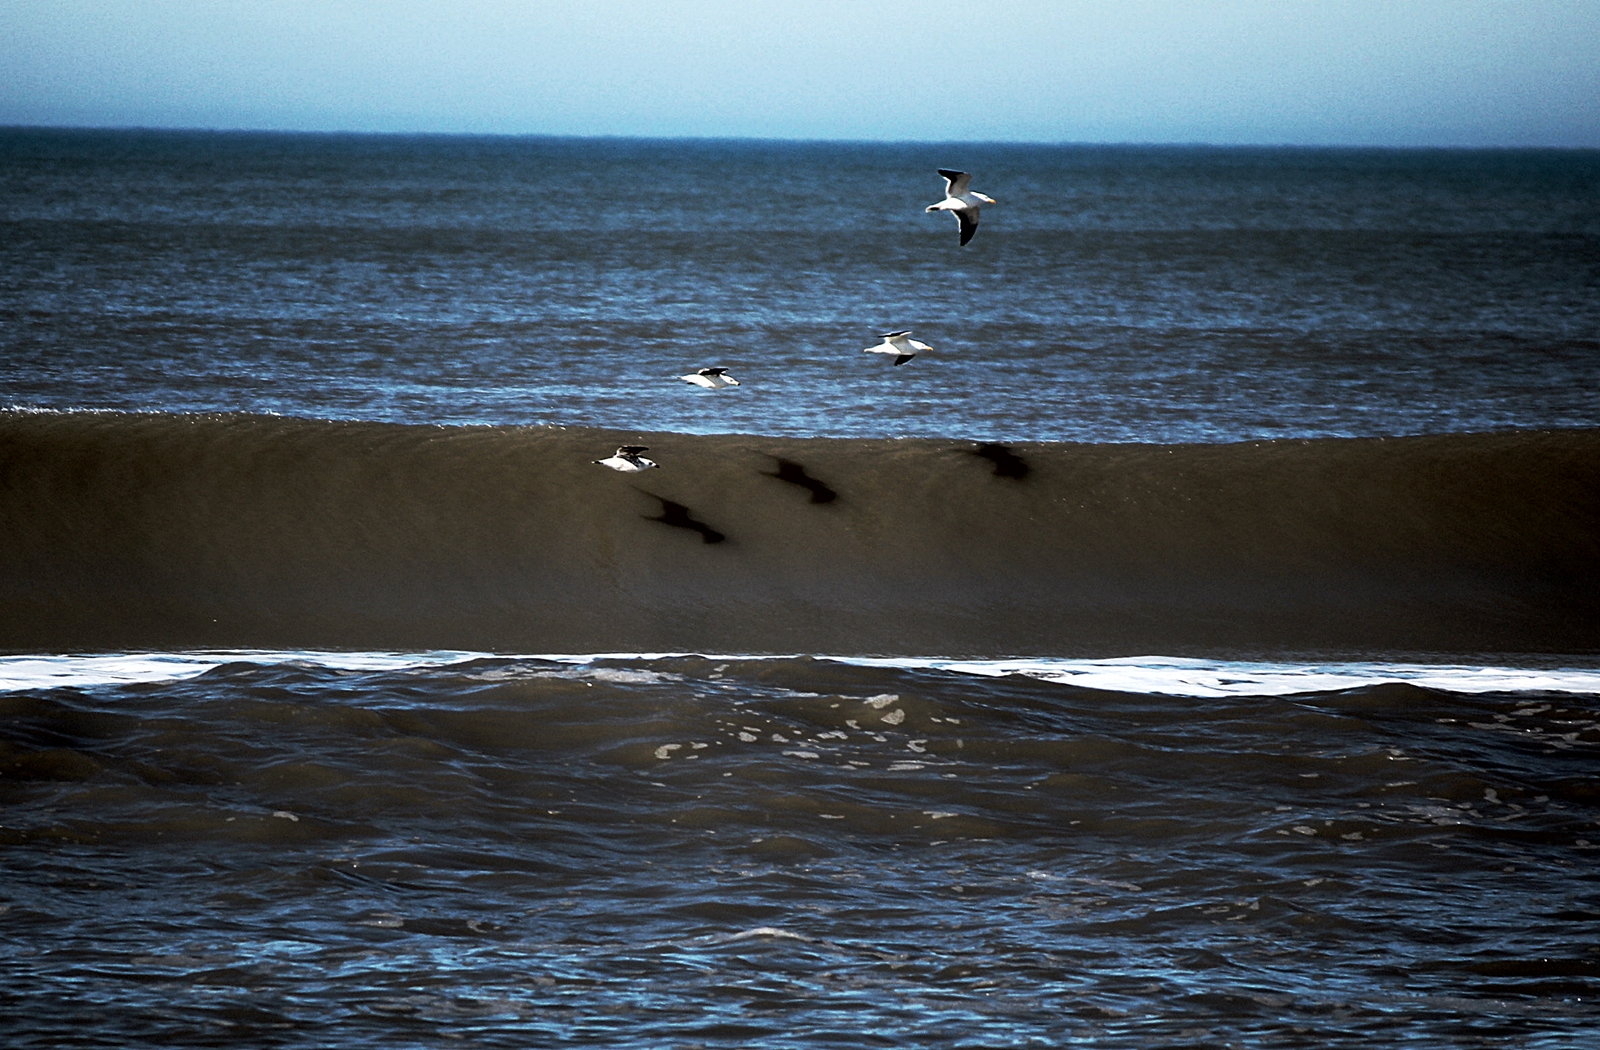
[863,330,934,366]
[593,446,659,472]
[678,367,740,389]
[925,169,995,246]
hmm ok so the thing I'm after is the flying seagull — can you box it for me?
[925,169,995,246]
[679,367,740,389]
[863,330,933,366]
[593,445,658,472]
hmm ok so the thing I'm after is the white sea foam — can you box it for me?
[0,650,485,693]
[830,656,1600,698]
[3,650,1599,698]
[584,668,682,685]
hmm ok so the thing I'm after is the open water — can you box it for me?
[3,129,1599,1047]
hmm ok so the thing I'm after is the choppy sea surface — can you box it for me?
[5,651,1600,1048]
[3,130,1599,1047]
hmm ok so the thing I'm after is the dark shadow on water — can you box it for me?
[971,442,1030,480]
[638,493,727,544]
[762,457,838,504]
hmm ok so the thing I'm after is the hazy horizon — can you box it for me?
[4,1,1598,148]
[11,127,1600,152]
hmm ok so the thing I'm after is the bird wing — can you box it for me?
[893,354,916,365]
[957,209,979,246]
[618,445,649,455]
[878,330,911,339]
[938,169,972,196]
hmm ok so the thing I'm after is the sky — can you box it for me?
[3,0,1598,146]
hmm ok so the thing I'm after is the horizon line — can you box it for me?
[4,122,1597,153]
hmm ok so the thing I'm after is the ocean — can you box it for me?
[2,127,1599,1047]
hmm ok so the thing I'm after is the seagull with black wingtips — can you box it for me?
[593,446,659,472]
[925,169,995,246]
[863,330,934,366]
[679,367,740,389]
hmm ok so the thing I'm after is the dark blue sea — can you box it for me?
[3,128,1599,1047]
[5,130,1598,441]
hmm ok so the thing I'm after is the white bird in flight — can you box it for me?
[863,330,933,366]
[925,169,995,246]
[593,445,659,472]
[679,367,740,389]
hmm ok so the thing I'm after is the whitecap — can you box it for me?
[8,649,1600,699]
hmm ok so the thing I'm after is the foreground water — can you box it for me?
[3,651,1599,1048]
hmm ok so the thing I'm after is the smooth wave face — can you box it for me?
[4,411,1598,656]
[3,652,1598,1048]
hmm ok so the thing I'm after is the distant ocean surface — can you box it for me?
[4,128,1599,441]
[3,129,1599,1048]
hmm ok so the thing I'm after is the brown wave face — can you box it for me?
[2,411,1598,656]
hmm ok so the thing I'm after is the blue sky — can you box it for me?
[4,0,1597,145]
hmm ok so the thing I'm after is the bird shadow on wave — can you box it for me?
[970,443,1030,480]
[635,491,727,544]
[762,457,838,504]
